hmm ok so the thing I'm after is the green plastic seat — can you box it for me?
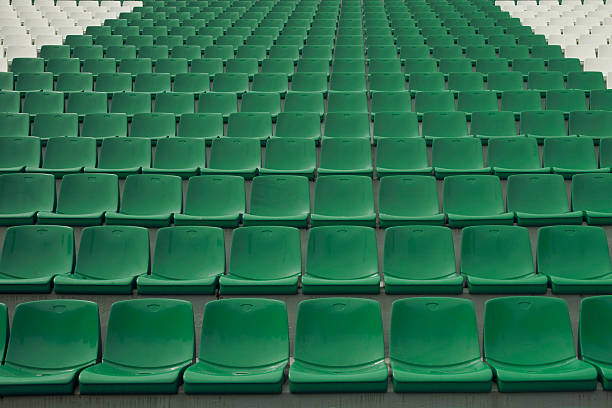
[324,113,370,139]
[484,296,597,392]
[73,45,103,61]
[438,58,473,75]
[117,58,153,77]
[219,226,301,294]
[448,72,485,93]
[240,92,281,119]
[95,73,133,94]
[22,91,64,115]
[197,92,237,120]
[0,300,98,395]
[40,45,70,60]
[134,73,172,93]
[78,299,194,393]
[334,45,366,61]
[311,175,375,227]
[372,112,418,141]
[443,175,513,227]
[212,73,249,96]
[381,225,463,294]
[37,174,118,226]
[111,92,151,116]
[296,59,330,77]
[236,45,267,62]
[0,92,20,113]
[177,113,223,143]
[201,138,260,179]
[226,112,272,141]
[251,73,289,95]
[0,137,40,173]
[65,92,108,117]
[106,46,137,61]
[530,45,563,61]
[190,58,223,76]
[260,138,316,179]
[274,112,322,141]
[226,58,259,78]
[456,91,498,116]
[332,59,366,74]
[368,73,406,93]
[431,45,463,59]
[45,58,81,76]
[82,58,118,76]
[268,45,300,62]
[56,73,94,93]
[30,113,79,142]
[129,113,176,141]
[487,137,547,178]
[499,45,529,60]
[475,58,509,76]
[329,73,366,92]
[400,45,431,61]
[0,173,55,225]
[203,45,234,63]
[183,298,288,393]
[283,92,324,116]
[520,110,567,144]
[291,72,328,93]
[261,58,294,77]
[506,174,582,226]
[432,137,490,178]
[0,73,13,91]
[471,111,517,142]
[409,72,445,93]
[368,59,402,74]
[136,226,224,295]
[537,225,612,293]
[143,138,205,178]
[289,297,387,391]
[172,73,210,94]
[27,136,96,178]
[84,136,149,177]
[375,135,429,177]
[302,226,379,294]
[572,173,612,225]
[527,71,565,96]
[105,174,181,227]
[318,138,373,176]
[390,297,491,391]
[569,111,612,143]
[465,46,496,61]
[589,90,612,111]
[567,72,605,93]
[545,90,587,117]
[422,112,468,143]
[461,226,547,294]
[326,91,368,113]
[404,58,438,76]
[579,296,612,390]
[174,175,245,227]
[486,72,524,94]
[500,90,542,118]
[543,137,605,178]
[548,58,582,76]
[53,226,149,294]
[14,73,54,92]
[153,92,195,116]
[0,226,73,293]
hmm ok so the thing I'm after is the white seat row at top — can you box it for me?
[0,0,140,69]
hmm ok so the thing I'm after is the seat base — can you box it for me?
[391,359,492,393]
[467,275,548,294]
[0,364,83,396]
[434,167,492,179]
[493,167,551,179]
[36,211,105,226]
[301,274,381,294]
[310,214,376,227]
[317,168,374,177]
[84,166,141,178]
[552,168,610,180]
[515,211,583,227]
[0,212,36,226]
[383,274,464,294]
[219,275,299,295]
[375,167,433,179]
[141,167,200,179]
[183,361,286,394]
[379,213,445,228]
[174,213,241,227]
[136,275,219,295]
[0,274,54,293]
[289,360,388,393]
[549,275,612,294]
[242,213,309,228]
[53,274,137,294]
[585,211,612,225]
[447,213,514,228]
[259,168,316,180]
[105,212,173,227]
[201,168,257,180]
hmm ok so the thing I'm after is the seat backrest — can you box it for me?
[542,137,597,169]
[42,137,97,168]
[432,137,485,168]
[184,175,246,215]
[249,175,310,214]
[103,299,194,368]
[390,298,481,366]
[443,175,505,215]
[484,297,577,365]
[572,174,612,213]
[152,138,206,169]
[580,296,612,365]
[199,298,289,367]
[208,138,261,169]
[507,174,570,213]
[0,136,40,169]
[120,174,182,214]
[314,175,374,215]
[294,297,384,367]
[0,173,55,213]
[57,173,118,214]
[6,300,99,370]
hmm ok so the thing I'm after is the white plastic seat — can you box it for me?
[583,58,612,77]
[565,44,597,60]
[590,26,612,37]
[28,26,56,37]
[34,34,62,49]
[548,34,578,49]
[0,58,7,72]
[3,34,33,47]
[0,27,29,38]
[578,34,609,47]
[550,17,575,26]
[57,26,83,37]
[0,19,23,29]
[599,44,612,58]
[563,26,591,37]
[5,45,37,61]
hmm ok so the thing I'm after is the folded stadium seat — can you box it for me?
[201,138,260,179]
[172,73,210,94]
[153,92,195,116]
[296,59,330,77]
[95,73,133,94]
[176,113,223,144]
[106,45,137,61]
[333,58,366,74]
[531,44,563,62]
[226,58,259,78]
[487,137,548,178]
[520,110,567,144]
[475,58,510,78]
[499,45,529,61]
[289,297,387,391]
[422,112,469,144]
[216,35,246,52]
[372,112,419,142]
[486,72,525,95]
[580,296,612,389]
[590,89,612,110]
[0,92,20,113]
[110,92,151,116]
[0,114,28,138]
[190,58,224,77]
[506,174,582,226]
[22,91,64,116]
[500,90,542,118]
[456,91,499,118]
[326,91,368,113]
[543,137,607,178]
[334,45,366,61]
[261,58,294,78]
[375,138,431,178]
[431,45,463,60]
[65,92,108,118]
[390,297,491,391]
[465,46,496,63]
[567,71,606,95]
[448,72,485,94]
[328,73,367,93]
[105,174,181,227]
[82,58,118,77]
[142,138,205,178]
[432,137,491,179]
[318,138,373,176]
[408,72,445,94]
[0,137,40,173]
[242,175,310,227]
[470,111,517,143]
[174,175,245,227]
[73,45,104,61]
[260,138,316,179]
[171,45,201,61]
[368,73,406,93]
[240,92,281,119]
[283,92,325,116]
[14,73,54,93]
[136,226,224,295]
[40,45,70,60]
[78,299,194,394]
[197,92,238,121]
[156,35,184,52]
[30,113,79,142]
[0,300,98,395]
[443,175,513,227]
[45,59,81,77]
[548,58,582,78]
[545,90,588,117]
[129,113,176,142]
[527,71,565,97]
[438,58,473,76]
[56,73,95,93]
[0,73,13,91]
[414,91,455,117]
[569,111,612,143]
[275,112,322,141]
[399,45,431,62]
[512,58,546,80]
[0,225,73,293]
[37,173,118,226]
[323,112,370,139]
[211,72,250,97]
[484,296,597,392]
[404,58,438,77]
[572,173,612,225]
[134,73,172,93]
[461,226,548,294]
[251,73,289,96]
[53,226,149,294]
[290,72,328,94]
[382,225,460,292]
[236,45,267,63]
[226,112,272,142]
[311,176,376,227]
[84,137,149,177]
[369,59,403,75]
[27,137,96,178]
[183,298,288,393]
